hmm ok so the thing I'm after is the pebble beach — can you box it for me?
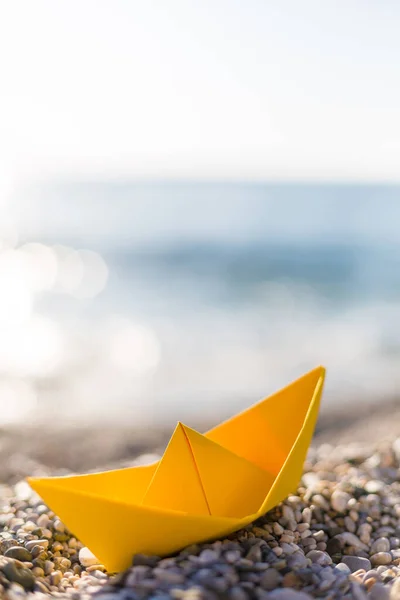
[4,417,400,600]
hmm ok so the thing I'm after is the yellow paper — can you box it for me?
[27,365,325,572]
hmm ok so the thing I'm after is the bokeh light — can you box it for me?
[19,242,58,291]
[108,318,161,375]
[55,248,108,298]
[0,379,37,425]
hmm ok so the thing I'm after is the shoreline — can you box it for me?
[1,394,400,483]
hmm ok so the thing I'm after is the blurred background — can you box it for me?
[1,1,400,435]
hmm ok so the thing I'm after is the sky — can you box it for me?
[1,0,400,187]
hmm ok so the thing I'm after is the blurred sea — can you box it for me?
[3,181,400,427]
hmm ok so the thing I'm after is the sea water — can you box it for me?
[5,181,400,426]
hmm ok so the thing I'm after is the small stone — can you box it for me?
[53,519,65,532]
[260,568,283,591]
[36,514,50,528]
[331,490,350,513]
[50,570,63,586]
[282,572,302,588]
[198,549,219,564]
[368,583,390,600]
[335,562,351,574]
[287,552,308,570]
[280,543,296,555]
[390,578,400,599]
[79,547,99,567]
[336,532,369,551]
[24,539,49,552]
[268,589,313,600]
[273,523,284,536]
[371,552,392,566]
[245,544,262,562]
[4,547,32,562]
[326,537,342,557]
[302,508,312,524]
[225,550,241,563]
[282,506,295,523]
[2,561,35,591]
[306,550,332,566]
[44,560,55,575]
[345,516,356,533]
[371,538,391,554]
[365,481,384,493]
[153,568,185,584]
[351,581,369,600]
[342,556,372,573]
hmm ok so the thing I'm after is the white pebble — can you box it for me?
[79,547,99,567]
[331,490,351,513]
[365,480,385,494]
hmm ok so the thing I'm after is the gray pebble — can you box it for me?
[337,532,369,551]
[2,561,35,591]
[4,546,32,562]
[342,555,372,573]
[335,562,351,574]
[24,539,49,552]
[229,587,249,600]
[369,582,390,600]
[306,550,332,566]
[371,538,391,554]
[260,568,282,590]
[288,552,308,570]
[199,549,220,564]
[268,589,313,600]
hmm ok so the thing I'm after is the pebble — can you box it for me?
[306,550,332,566]
[4,547,32,562]
[331,490,351,513]
[337,532,369,551]
[24,539,49,552]
[372,553,393,566]
[260,568,282,590]
[3,439,400,599]
[342,556,372,573]
[268,590,313,600]
[79,547,99,567]
[2,561,35,590]
[372,538,391,554]
[366,480,385,493]
[368,583,390,600]
[335,562,351,574]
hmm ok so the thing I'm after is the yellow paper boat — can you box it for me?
[28,366,325,572]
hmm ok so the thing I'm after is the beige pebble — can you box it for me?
[44,560,55,575]
[53,519,65,533]
[371,552,392,566]
[302,507,312,524]
[36,514,50,529]
[51,570,63,586]
[86,564,106,572]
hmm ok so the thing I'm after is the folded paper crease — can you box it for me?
[28,365,325,572]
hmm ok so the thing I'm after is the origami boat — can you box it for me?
[28,366,325,572]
